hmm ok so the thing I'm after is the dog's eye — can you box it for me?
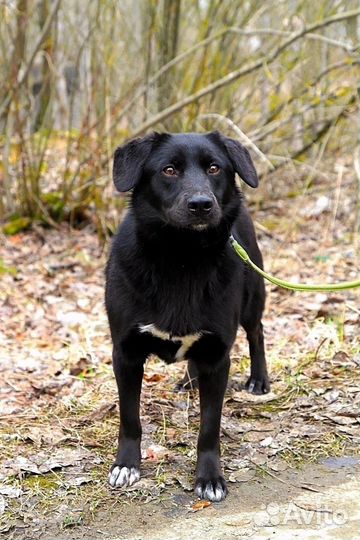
[208,164,220,174]
[163,165,177,176]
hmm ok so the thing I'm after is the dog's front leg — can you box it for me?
[194,356,230,501]
[108,347,144,488]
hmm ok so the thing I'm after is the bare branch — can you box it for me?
[198,113,275,170]
[129,8,360,138]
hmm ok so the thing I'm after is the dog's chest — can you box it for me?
[138,323,204,363]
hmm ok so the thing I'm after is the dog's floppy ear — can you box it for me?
[211,131,259,188]
[113,133,157,192]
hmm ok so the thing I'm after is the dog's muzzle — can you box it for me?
[166,192,221,230]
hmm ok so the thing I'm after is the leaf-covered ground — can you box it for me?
[0,159,359,538]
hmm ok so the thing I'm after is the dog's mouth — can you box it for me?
[165,214,220,231]
[191,223,209,231]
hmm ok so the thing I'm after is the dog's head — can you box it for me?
[113,131,258,231]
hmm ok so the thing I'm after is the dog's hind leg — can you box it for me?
[243,321,270,395]
[108,347,144,489]
[175,360,198,392]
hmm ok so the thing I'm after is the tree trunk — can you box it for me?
[157,0,181,120]
[33,0,56,132]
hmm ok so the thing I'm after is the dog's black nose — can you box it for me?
[187,195,213,215]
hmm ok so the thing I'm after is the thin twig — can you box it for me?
[250,60,360,140]
[354,150,360,254]
[260,95,356,178]
[197,113,275,170]
[329,165,345,238]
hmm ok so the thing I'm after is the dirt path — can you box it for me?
[41,457,359,540]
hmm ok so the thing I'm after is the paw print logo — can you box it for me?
[267,502,281,525]
[253,502,280,526]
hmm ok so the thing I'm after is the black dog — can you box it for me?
[105,131,269,501]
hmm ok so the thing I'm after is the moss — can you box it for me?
[23,473,59,491]
[40,192,65,221]
[0,257,17,275]
[2,217,31,235]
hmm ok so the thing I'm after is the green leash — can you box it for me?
[230,235,360,292]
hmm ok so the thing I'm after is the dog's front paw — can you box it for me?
[245,375,270,395]
[194,476,228,502]
[108,465,140,488]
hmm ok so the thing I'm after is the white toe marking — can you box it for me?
[108,466,120,487]
[204,484,216,501]
[202,483,225,502]
[128,467,140,486]
[118,467,130,486]
[108,466,140,488]
[214,487,224,501]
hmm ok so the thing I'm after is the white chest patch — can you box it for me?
[139,323,202,361]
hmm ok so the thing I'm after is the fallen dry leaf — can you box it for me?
[268,460,288,472]
[191,500,211,512]
[143,373,166,384]
[80,402,116,423]
[69,356,93,376]
[1,447,95,478]
[228,468,256,483]
[24,426,73,447]
[143,444,169,462]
